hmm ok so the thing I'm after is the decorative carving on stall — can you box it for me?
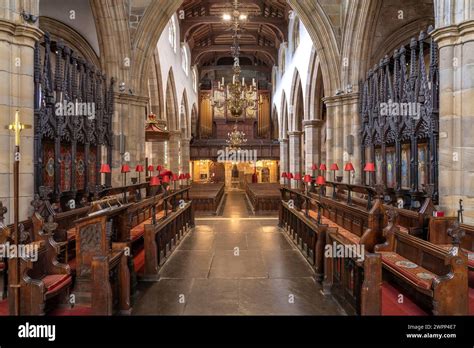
[34,32,114,204]
[359,27,439,207]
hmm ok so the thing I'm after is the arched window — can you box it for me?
[292,19,300,54]
[168,16,177,52]
[181,45,189,75]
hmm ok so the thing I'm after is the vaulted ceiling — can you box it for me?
[179,0,290,71]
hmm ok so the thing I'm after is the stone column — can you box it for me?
[112,93,148,187]
[180,137,191,174]
[288,131,302,189]
[303,119,323,175]
[168,130,181,174]
[432,9,474,222]
[279,138,288,184]
[323,93,360,183]
[0,3,42,224]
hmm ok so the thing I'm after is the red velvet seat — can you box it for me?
[379,252,435,290]
[381,281,428,316]
[42,274,72,296]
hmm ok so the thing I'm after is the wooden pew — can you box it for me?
[246,183,280,213]
[143,195,195,281]
[73,213,131,315]
[189,183,224,214]
[16,213,72,315]
[428,218,474,273]
[327,181,436,239]
[374,209,468,315]
[279,192,327,280]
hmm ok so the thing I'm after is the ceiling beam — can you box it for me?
[200,64,271,77]
[191,29,277,47]
[192,44,277,65]
[180,15,287,42]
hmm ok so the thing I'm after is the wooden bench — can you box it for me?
[143,198,195,281]
[246,183,280,213]
[375,209,468,315]
[189,183,225,214]
[17,213,72,315]
[279,194,327,280]
[73,213,131,315]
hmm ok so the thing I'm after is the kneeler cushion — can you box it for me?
[42,274,72,296]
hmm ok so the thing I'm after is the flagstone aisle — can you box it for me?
[133,191,344,315]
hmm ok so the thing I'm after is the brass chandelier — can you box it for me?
[226,123,247,150]
[210,0,258,117]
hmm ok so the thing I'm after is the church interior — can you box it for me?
[0,0,473,322]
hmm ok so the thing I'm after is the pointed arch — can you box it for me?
[149,47,164,118]
[290,68,304,132]
[306,50,325,121]
[191,103,198,139]
[165,68,178,131]
[180,89,190,138]
[272,105,280,141]
[280,92,289,140]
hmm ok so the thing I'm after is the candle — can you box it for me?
[252,78,256,86]
[222,77,225,85]
[233,75,236,84]
[242,77,245,85]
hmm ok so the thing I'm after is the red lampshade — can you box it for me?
[311,164,318,171]
[147,165,154,172]
[150,176,161,186]
[179,173,185,180]
[294,173,302,181]
[162,175,170,183]
[344,163,355,172]
[364,162,376,172]
[303,175,312,183]
[121,164,130,173]
[281,172,288,178]
[316,176,326,185]
[287,173,294,179]
[330,163,339,171]
[100,164,111,174]
[135,165,144,172]
[319,164,327,171]
[156,165,163,172]
[185,173,191,179]
[172,174,179,181]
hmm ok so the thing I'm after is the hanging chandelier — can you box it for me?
[226,123,247,150]
[210,0,258,117]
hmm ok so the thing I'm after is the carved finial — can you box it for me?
[31,194,44,214]
[38,186,52,201]
[448,221,465,246]
[423,184,434,197]
[0,201,7,227]
[386,207,399,224]
[375,184,385,198]
[44,215,58,234]
[18,223,29,243]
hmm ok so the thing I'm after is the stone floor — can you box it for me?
[132,191,345,315]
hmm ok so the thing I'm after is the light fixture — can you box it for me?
[223,13,231,21]
[226,123,247,150]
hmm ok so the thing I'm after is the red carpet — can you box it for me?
[381,282,428,316]
[49,305,92,316]
[133,248,145,274]
[0,299,8,316]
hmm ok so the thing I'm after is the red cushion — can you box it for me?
[133,249,145,273]
[0,262,4,271]
[379,252,435,290]
[382,281,428,316]
[42,274,72,295]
